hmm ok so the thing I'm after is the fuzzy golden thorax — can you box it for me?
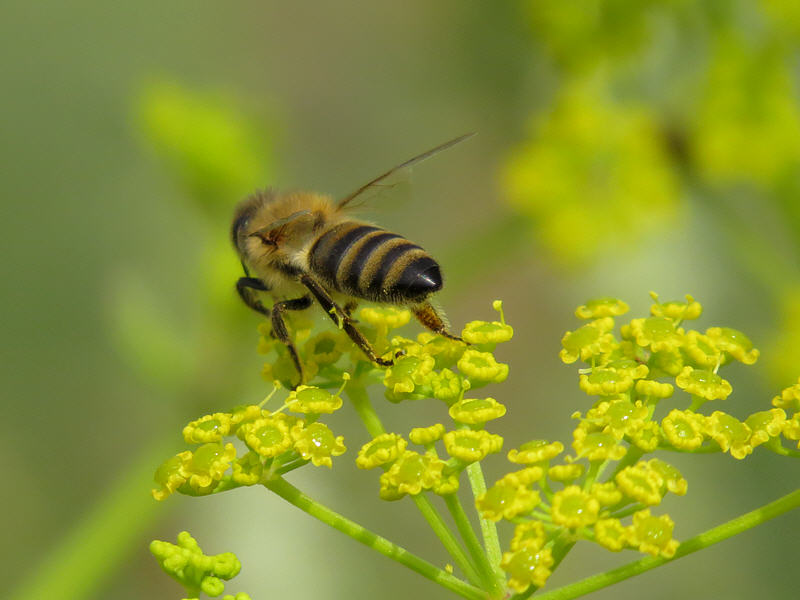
[232,190,348,289]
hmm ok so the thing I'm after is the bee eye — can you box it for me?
[231,215,250,247]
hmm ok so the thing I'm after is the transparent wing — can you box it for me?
[337,132,475,210]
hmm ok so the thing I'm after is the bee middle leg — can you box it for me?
[270,296,314,386]
[299,275,393,367]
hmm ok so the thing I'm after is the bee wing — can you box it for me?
[337,132,475,210]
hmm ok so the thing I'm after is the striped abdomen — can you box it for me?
[309,221,442,304]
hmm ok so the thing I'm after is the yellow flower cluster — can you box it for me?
[484,294,799,593]
[152,383,349,500]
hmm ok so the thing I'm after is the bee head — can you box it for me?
[231,190,275,255]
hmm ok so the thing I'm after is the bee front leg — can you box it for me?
[271,296,314,387]
[236,277,271,316]
[299,275,393,367]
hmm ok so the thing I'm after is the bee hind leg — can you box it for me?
[270,296,314,387]
[412,301,463,342]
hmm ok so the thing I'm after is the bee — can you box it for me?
[231,134,472,384]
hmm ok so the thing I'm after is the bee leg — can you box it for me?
[412,302,463,342]
[343,301,359,320]
[299,275,393,367]
[236,277,271,316]
[271,296,314,387]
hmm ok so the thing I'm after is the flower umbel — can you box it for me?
[151,296,797,599]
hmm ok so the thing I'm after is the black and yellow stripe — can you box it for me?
[309,221,442,303]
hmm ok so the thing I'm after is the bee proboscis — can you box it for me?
[231,134,472,384]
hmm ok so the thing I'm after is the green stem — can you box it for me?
[582,460,605,492]
[608,445,643,480]
[466,462,504,578]
[444,493,504,596]
[345,379,483,587]
[264,477,486,600]
[346,380,386,437]
[531,488,800,600]
[412,494,486,589]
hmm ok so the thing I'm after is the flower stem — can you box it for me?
[345,379,484,588]
[412,494,486,589]
[264,477,487,600]
[444,493,505,596]
[345,380,386,437]
[465,462,504,579]
[531,488,800,600]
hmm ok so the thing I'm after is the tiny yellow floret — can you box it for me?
[575,297,630,319]
[292,422,346,467]
[508,440,564,464]
[183,413,232,444]
[409,424,446,445]
[443,429,503,463]
[356,433,408,469]
[675,366,732,401]
[449,397,507,425]
[551,486,600,529]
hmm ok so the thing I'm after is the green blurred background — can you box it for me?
[4,2,800,599]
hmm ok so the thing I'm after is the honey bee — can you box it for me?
[231,134,472,384]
